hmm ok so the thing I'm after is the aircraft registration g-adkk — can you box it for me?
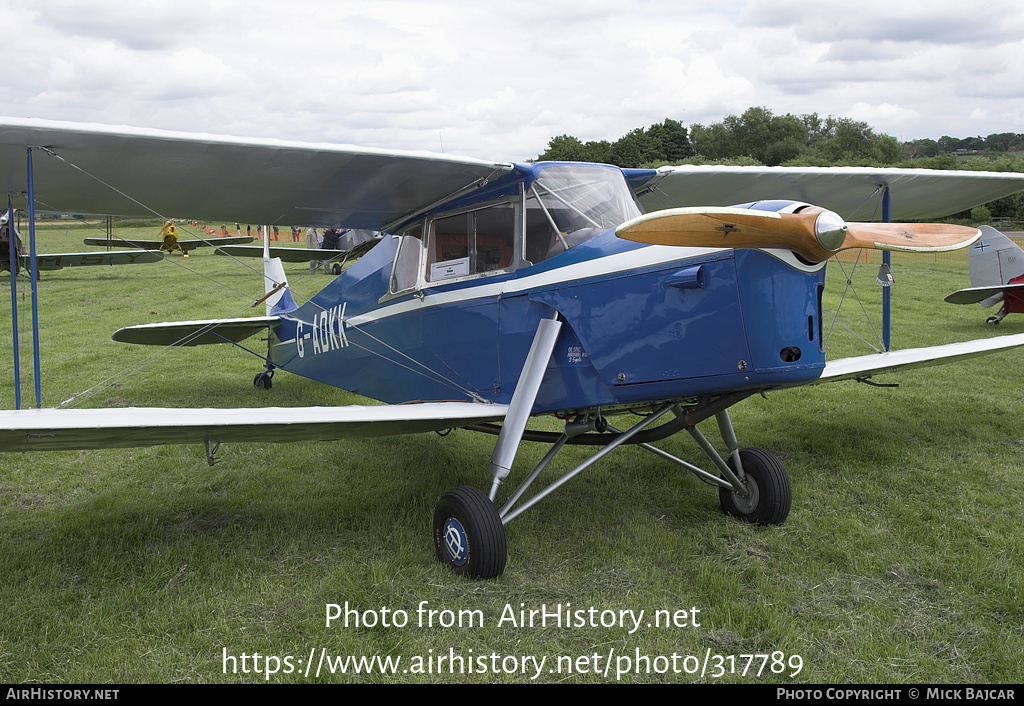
[3,118,1024,579]
[945,225,1024,324]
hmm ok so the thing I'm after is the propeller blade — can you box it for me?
[842,222,981,253]
[616,207,981,263]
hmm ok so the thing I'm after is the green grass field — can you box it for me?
[1,220,1022,683]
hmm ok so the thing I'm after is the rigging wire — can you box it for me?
[31,198,264,301]
[58,297,267,408]
[820,189,886,353]
[24,148,321,402]
[31,145,482,405]
[33,146,346,300]
[342,321,485,403]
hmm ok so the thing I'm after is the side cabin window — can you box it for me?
[426,203,516,282]
[387,165,641,294]
[389,225,422,294]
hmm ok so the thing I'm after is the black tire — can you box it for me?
[433,486,506,579]
[253,373,272,390]
[719,447,791,525]
[986,316,1000,325]
[332,263,343,275]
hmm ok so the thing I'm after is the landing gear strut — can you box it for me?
[986,304,1007,325]
[433,401,793,580]
[431,317,792,580]
[253,369,274,389]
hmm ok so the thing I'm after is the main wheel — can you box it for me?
[253,373,272,390]
[719,447,791,525]
[433,486,507,579]
[986,316,1001,325]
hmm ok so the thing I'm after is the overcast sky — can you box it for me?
[2,0,1023,163]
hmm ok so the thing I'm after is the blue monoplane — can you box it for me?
[3,118,1024,578]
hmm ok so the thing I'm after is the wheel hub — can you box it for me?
[442,517,469,566]
[731,477,759,514]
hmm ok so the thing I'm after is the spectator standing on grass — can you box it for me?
[321,227,342,274]
[305,226,320,274]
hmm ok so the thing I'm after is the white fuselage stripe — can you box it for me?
[344,245,724,326]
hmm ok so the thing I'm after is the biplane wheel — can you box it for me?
[433,486,506,579]
[253,373,272,390]
[719,448,791,526]
[986,316,1001,325]
[332,263,343,275]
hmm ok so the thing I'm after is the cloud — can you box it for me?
[2,0,1024,160]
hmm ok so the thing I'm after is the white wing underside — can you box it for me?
[640,165,1024,220]
[0,118,513,230]
[5,119,1024,229]
[0,402,509,452]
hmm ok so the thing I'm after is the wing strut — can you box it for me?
[6,194,20,409]
[6,148,44,409]
[27,149,42,406]
[486,314,562,499]
[882,186,891,351]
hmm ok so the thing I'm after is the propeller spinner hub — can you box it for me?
[814,210,848,252]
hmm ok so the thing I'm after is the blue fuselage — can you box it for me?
[267,225,827,414]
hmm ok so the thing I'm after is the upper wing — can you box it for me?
[35,250,162,270]
[216,245,347,262]
[217,237,381,262]
[0,402,509,452]
[945,283,1024,305]
[83,235,255,250]
[809,333,1024,384]
[637,166,1024,220]
[0,118,513,229]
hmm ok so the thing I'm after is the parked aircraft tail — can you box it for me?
[261,226,298,316]
[945,225,1024,323]
[968,225,1024,307]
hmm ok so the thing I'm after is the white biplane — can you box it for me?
[2,118,1024,579]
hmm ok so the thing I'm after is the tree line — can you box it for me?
[533,107,1024,221]
[535,106,1024,170]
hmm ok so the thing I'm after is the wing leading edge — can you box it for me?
[28,250,163,271]
[83,236,254,251]
[0,403,509,452]
[216,245,361,262]
[945,283,1024,305]
[112,316,280,346]
[812,333,1024,384]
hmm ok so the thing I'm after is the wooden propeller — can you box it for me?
[615,206,981,264]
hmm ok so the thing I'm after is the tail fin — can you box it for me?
[262,225,298,315]
[969,225,1024,308]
